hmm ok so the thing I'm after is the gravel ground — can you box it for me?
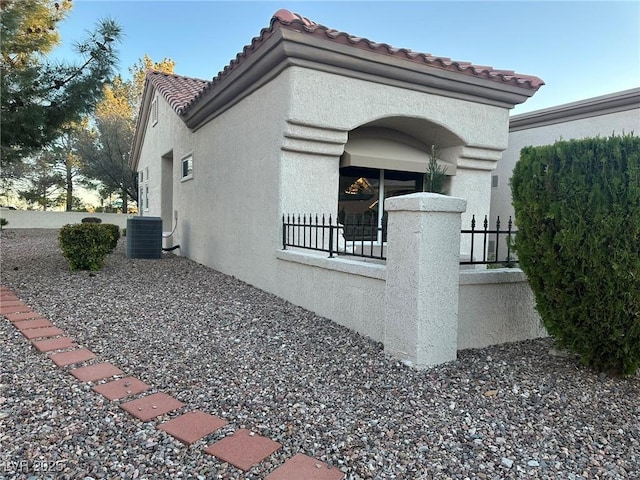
[1,229,638,480]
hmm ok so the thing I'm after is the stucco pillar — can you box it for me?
[384,193,467,368]
[446,146,502,262]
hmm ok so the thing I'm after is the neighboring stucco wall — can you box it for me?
[0,210,131,229]
[491,89,640,225]
[458,268,546,350]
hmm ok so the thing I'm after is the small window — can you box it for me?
[151,97,158,126]
[491,175,499,188]
[181,154,193,180]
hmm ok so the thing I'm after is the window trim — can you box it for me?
[181,153,194,182]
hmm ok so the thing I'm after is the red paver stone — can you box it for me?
[1,304,33,315]
[5,311,41,322]
[21,326,64,340]
[0,300,26,307]
[1,305,32,315]
[120,393,184,421]
[92,377,150,400]
[49,348,95,367]
[70,362,124,382]
[204,429,281,472]
[32,337,77,353]
[0,295,20,303]
[265,454,345,480]
[158,410,228,445]
[13,318,54,330]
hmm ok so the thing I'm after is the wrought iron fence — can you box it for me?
[282,213,517,266]
[460,215,518,266]
[282,213,387,260]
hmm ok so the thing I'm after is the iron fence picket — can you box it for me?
[460,215,518,266]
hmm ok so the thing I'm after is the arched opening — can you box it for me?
[338,118,462,241]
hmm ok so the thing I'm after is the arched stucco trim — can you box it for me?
[346,115,466,150]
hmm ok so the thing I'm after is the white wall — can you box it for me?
[0,210,131,229]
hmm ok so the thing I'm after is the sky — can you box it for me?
[51,1,640,115]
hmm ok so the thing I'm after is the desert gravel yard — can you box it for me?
[1,229,638,479]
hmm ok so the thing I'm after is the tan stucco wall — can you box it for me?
[458,269,546,349]
[136,91,193,229]
[138,65,518,322]
[0,211,130,229]
[282,67,512,253]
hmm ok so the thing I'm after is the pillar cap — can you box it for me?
[384,192,467,213]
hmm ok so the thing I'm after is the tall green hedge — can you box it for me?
[511,134,640,376]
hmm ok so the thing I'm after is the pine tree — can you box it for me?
[1,0,122,165]
[423,144,447,193]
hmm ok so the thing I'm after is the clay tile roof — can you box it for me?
[268,9,544,90]
[146,71,211,116]
[176,9,543,117]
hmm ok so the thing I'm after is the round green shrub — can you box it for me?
[59,223,114,271]
[511,134,640,375]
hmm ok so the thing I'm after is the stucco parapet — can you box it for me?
[276,249,386,280]
[459,268,528,285]
[385,193,467,213]
[280,29,536,109]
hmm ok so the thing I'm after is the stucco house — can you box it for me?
[130,8,542,273]
[129,9,546,366]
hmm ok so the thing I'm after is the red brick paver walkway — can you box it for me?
[1,285,346,478]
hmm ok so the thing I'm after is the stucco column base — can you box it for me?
[384,193,467,368]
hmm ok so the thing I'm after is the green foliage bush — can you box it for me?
[101,223,120,253]
[58,223,119,271]
[511,134,640,375]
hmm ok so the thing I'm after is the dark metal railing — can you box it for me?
[282,213,516,266]
[282,213,386,260]
[460,215,518,266]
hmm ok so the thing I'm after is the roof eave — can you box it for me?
[129,77,155,170]
[183,26,542,131]
[277,28,541,107]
